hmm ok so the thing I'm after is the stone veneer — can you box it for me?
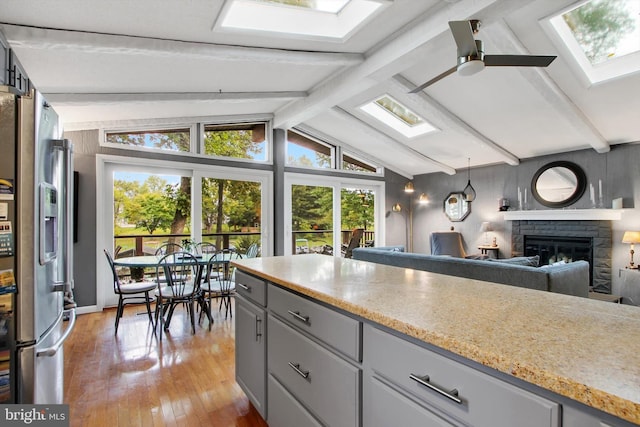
[511,220,612,293]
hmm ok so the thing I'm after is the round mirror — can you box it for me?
[443,192,470,222]
[531,161,586,208]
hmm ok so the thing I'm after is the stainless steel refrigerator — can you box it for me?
[0,86,76,404]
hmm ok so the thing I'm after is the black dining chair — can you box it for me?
[155,242,184,256]
[201,249,242,319]
[154,252,212,339]
[104,249,156,335]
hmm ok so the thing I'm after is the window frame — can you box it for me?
[285,129,336,170]
[200,120,272,164]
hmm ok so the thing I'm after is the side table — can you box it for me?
[616,268,640,306]
[588,292,622,304]
[478,245,499,259]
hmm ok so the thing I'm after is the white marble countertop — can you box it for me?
[233,254,640,425]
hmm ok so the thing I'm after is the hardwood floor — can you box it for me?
[63,300,268,427]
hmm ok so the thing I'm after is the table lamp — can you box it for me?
[480,222,493,246]
[622,231,640,268]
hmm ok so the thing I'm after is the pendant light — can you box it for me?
[463,158,476,202]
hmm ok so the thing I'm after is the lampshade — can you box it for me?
[622,231,640,244]
[480,222,492,233]
[418,193,429,204]
[392,203,402,212]
[404,182,415,193]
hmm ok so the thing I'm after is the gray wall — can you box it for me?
[410,142,640,295]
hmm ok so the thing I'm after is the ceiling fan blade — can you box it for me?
[409,66,458,93]
[484,55,557,67]
[449,21,478,57]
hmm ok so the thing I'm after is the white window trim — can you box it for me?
[96,154,273,311]
[283,172,385,256]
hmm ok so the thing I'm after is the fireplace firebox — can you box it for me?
[524,235,593,288]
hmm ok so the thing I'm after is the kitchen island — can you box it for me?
[232,254,640,426]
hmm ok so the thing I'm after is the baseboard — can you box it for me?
[75,305,99,315]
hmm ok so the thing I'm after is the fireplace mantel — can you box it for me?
[503,209,622,221]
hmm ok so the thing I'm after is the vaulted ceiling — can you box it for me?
[1,0,638,178]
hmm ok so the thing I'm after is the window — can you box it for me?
[286,130,334,169]
[216,0,389,40]
[342,152,378,174]
[102,119,271,163]
[257,0,349,13]
[360,95,437,138]
[203,123,268,161]
[544,0,640,84]
[105,127,192,152]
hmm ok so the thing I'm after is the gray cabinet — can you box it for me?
[235,271,267,419]
[363,324,560,427]
[0,32,8,86]
[234,269,634,427]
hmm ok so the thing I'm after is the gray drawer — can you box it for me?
[235,269,267,307]
[364,325,560,427]
[268,315,361,427]
[268,283,361,361]
[365,376,457,427]
[268,374,323,427]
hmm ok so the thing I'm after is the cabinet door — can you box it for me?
[235,295,266,419]
[365,376,458,427]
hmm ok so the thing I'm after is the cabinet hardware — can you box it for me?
[255,317,262,341]
[409,373,462,404]
[287,310,310,324]
[238,283,251,291]
[288,362,310,379]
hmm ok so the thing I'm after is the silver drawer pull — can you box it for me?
[288,362,310,379]
[409,373,462,404]
[238,283,251,291]
[287,310,310,324]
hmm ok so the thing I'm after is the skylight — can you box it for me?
[360,95,437,138]
[217,0,388,40]
[256,0,349,13]
[544,0,640,84]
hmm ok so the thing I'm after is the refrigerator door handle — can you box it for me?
[51,138,74,291]
[36,308,76,358]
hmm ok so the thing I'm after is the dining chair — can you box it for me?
[341,228,365,258]
[155,242,183,256]
[201,249,242,319]
[154,252,212,339]
[104,249,156,335]
[194,241,217,255]
[244,242,259,259]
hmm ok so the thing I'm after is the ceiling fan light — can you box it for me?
[457,59,485,76]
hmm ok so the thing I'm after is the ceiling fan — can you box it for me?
[409,20,556,93]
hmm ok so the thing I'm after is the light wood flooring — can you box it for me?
[63,300,268,427]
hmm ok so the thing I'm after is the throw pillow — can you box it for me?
[487,255,540,267]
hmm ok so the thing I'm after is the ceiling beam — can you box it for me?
[0,24,363,67]
[45,91,307,106]
[273,0,533,129]
[330,107,457,175]
[486,21,610,153]
[390,76,521,166]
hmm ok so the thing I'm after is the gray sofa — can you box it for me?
[351,246,590,297]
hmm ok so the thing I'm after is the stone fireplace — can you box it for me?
[511,220,612,293]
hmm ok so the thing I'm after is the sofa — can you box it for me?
[351,246,590,298]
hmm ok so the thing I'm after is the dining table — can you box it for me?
[112,251,242,331]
